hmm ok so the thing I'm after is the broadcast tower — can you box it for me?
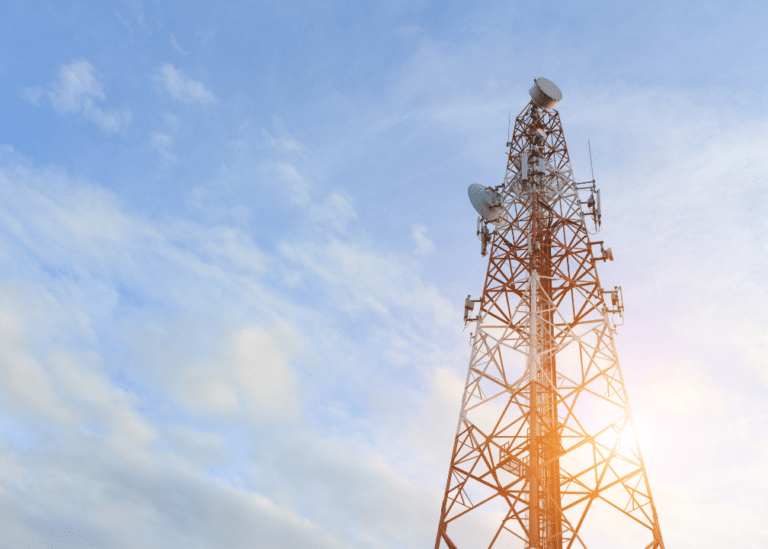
[434,78,665,549]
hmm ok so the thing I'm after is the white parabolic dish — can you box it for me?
[468,184,503,224]
[529,77,563,110]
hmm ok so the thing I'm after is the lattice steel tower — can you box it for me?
[434,79,665,549]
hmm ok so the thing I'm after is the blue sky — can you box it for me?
[0,1,767,548]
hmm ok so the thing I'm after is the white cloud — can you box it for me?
[249,430,442,547]
[150,112,179,162]
[141,321,300,420]
[0,144,466,548]
[0,309,73,423]
[115,0,148,35]
[0,426,348,549]
[150,131,176,161]
[263,127,305,152]
[266,160,311,207]
[411,224,435,255]
[279,233,457,332]
[308,192,357,231]
[154,63,216,104]
[23,59,131,133]
[170,33,189,55]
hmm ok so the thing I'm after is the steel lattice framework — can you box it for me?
[434,100,665,549]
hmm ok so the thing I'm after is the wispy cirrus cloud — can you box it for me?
[23,59,131,133]
[154,63,216,105]
[170,34,189,55]
[411,224,435,256]
[0,140,458,548]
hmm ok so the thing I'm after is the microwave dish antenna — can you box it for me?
[468,184,503,224]
[529,77,562,110]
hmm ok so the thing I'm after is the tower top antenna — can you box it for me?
[528,77,562,109]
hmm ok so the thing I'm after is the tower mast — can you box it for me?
[435,78,664,549]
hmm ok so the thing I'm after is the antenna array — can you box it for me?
[434,78,664,549]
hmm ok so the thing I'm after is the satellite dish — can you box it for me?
[468,184,503,224]
[529,78,563,110]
